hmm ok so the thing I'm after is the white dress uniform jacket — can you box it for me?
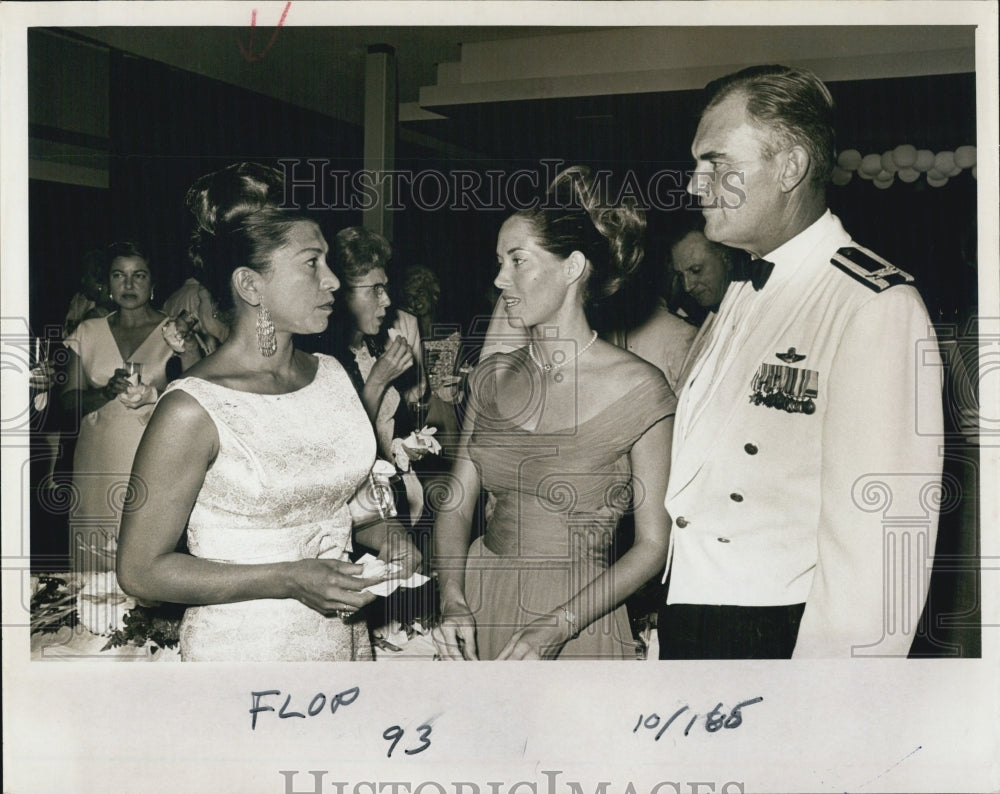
[665,211,943,657]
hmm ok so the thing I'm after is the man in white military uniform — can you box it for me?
[659,65,944,659]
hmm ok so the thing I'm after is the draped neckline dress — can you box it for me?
[465,352,675,659]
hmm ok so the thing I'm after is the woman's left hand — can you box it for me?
[29,360,56,392]
[118,382,158,409]
[495,618,572,660]
[378,528,422,579]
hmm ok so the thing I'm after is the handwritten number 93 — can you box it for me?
[633,697,763,740]
[383,723,432,757]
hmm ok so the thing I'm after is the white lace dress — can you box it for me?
[164,354,376,661]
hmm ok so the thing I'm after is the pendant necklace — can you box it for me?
[528,330,599,374]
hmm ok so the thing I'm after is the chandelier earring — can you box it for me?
[256,303,277,357]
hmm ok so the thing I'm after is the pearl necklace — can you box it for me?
[528,330,599,373]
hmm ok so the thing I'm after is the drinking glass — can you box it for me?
[124,361,143,384]
[407,400,428,431]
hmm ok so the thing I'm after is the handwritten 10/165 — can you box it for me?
[633,697,763,739]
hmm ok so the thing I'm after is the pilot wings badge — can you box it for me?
[776,347,806,363]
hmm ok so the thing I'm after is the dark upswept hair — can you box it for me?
[185,162,285,246]
[183,162,313,316]
[512,165,646,310]
[105,240,153,277]
[703,65,836,186]
[331,226,392,283]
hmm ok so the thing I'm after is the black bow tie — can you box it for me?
[733,258,775,291]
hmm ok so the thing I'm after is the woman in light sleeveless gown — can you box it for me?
[62,242,199,572]
[432,166,674,660]
[116,163,421,661]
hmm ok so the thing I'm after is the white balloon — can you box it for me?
[831,166,853,186]
[972,165,977,180]
[874,175,894,189]
[927,172,949,187]
[934,150,956,173]
[881,150,898,173]
[898,167,920,183]
[927,168,945,180]
[954,145,977,168]
[947,165,962,178]
[893,144,918,168]
[914,149,936,172]
[837,149,862,171]
[857,168,874,180]
[861,153,884,176]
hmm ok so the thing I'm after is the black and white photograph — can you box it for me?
[2,2,998,792]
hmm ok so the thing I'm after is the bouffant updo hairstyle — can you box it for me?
[185,162,309,320]
[512,165,646,310]
[105,240,153,275]
[331,226,392,284]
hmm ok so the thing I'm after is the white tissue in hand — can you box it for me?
[387,327,402,341]
[359,554,392,580]
[354,553,430,596]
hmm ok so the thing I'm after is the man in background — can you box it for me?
[668,222,742,314]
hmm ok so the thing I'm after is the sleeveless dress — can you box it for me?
[164,354,376,662]
[465,351,676,659]
[63,314,174,572]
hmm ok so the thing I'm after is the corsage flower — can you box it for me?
[391,426,442,471]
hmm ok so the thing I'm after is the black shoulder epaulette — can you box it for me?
[830,245,915,291]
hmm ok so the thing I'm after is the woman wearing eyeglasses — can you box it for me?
[327,227,418,462]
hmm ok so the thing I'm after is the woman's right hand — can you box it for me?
[287,558,381,617]
[369,337,414,386]
[102,368,132,401]
[432,599,478,660]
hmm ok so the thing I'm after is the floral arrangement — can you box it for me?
[29,572,183,654]
[30,575,78,635]
[372,617,436,654]
[101,602,185,652]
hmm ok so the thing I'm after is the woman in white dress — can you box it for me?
[116,163,421,661]
[62,242,199,572]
